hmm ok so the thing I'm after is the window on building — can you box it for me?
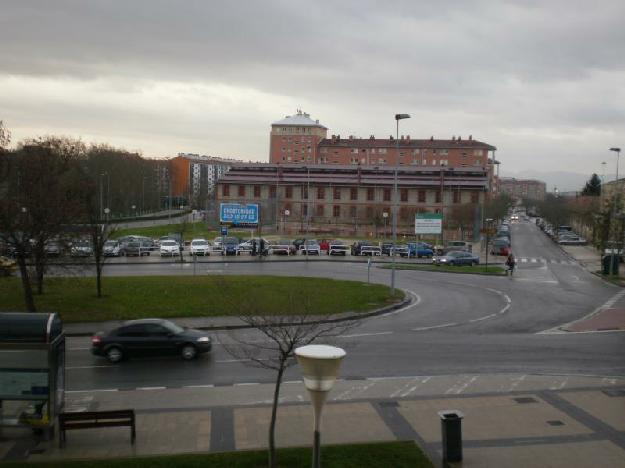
[383,188,391,201]
[333,205,341,217]
[285,186,293,199]
[316,205,324,217]
[471,191,479,203]
[400,188,408,202]
[222,184,230,197]
[351,148,358,154]
[400,207,410,220]
[453,191,461,204]
[435,190,441,203]
[317,187,325,199]
[269,185,276,198]
[350,187,358,200]
[302,204,308,216]
[254,186,261,197]
[378,148,387,154]
[238,185,245,197]
[366,206,373,219]
[367,187,375,201]
[418,190,426,202]
[301,186,309,199]
[349,206,357,218]
[333,187,341,200]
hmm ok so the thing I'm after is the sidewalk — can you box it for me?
[2,374,624,467]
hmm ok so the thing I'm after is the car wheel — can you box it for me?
[181,344,197,360]
[106,346,123,363]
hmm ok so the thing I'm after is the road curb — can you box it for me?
[63,291,414,337]
[377,265,506,276]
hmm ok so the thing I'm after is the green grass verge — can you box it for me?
[111,222,255,242]
[0,441,433,468]
[380,264,505,275]
[0,276,403,322]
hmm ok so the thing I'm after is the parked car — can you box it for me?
[392,244,410,257]
[189,238,211,256]
[558,234,587,245]
[360,244,382,256]
[381,243,394,256]
[103,240,121,257]
[270,239,294,255]
[124,241,151,257]
[490,238,510,256]
[292,238,306,251]
[70,240,93,257]
[329,240,349,256]
[221,237,240,256]
[406,242,434,258]
[160,240,180,256]
[91,318,212,363]
[319,239,330,253]
[445,241,472,252]
[300,239,321,255]
[212,236,223,253]
[44,240,62,257]
[351,241,375,256]
[433,251,480,266]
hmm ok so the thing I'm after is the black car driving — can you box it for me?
[91,318,212,362]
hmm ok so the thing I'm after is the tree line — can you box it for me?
[0,123,170,311]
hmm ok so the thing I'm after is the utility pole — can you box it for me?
[391,113,410,294]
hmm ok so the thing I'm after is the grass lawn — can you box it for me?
[112,222,254,242]
[0,276,403,322]
[380,264,505,275]
[1,441,433,468]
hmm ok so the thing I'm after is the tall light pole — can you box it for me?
[609,147,621,276]
[391,113,410,294]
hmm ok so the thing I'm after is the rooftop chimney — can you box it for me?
[469,135,473,140]
[452,136,456,141]
[458,136,462,141]
[430,136,434,141]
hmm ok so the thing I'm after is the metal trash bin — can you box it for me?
[602,255,619,275]
[438,410,464,463]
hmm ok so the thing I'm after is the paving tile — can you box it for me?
[558,390,625,431]
[398,395,593,443]
[447,440,625,468]
[234,402,394,450]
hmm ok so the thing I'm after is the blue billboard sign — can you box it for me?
[219,203,259,226]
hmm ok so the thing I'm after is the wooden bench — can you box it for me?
[58,409,136,447]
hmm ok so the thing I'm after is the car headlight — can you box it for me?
[197,336,210,343]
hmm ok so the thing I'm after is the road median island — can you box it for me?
[2,441,433,467]
[0,276,404,323]
[378,264,506,276]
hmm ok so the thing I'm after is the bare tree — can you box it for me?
[0,120,10,150]
[222,289,355,468]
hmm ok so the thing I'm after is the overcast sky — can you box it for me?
[1,1,623,189]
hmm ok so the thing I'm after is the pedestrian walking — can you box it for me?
[506,252,516,276]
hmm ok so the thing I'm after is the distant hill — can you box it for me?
[500,170,604,193]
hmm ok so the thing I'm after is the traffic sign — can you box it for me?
[220,227,228,236]
[480,228,497,236]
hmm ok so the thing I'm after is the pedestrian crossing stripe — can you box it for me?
[517,257,577,265]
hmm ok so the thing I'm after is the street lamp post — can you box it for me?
[609,147,621,276]
[391,113,411,294]
[295,345,346,468]
[382,211,388,239]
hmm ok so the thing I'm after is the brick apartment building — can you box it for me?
[500,178,547,201]
[217,164,489,238]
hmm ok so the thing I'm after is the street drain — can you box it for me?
[513,397,538,404]
[547,420,564,426]
[602,389,625,397]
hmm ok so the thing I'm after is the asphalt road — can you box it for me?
[59,219,625,392]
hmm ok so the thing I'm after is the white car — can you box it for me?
[189,238,211,256]
[270,240,293,255]
[329,242,349,256]
[212,236,223,254]
[300,240,321,255]
[160,240,180,256]
[360,245,382,256]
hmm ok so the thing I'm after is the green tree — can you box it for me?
[581,174,601,196]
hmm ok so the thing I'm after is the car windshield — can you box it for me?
[104,241,117,247]
[192,240,208,245]
[278,240,291,245]
[161,240,176,246]
[128,242,140,247]
[305,240,318,245]
[224,237,238,243]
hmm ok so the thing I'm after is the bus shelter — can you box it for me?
[0,313,65,437]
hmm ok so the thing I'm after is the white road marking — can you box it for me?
[340,331,393,338]
[234,382,259,386]
[66,389,118,393]
[445,375,478,394]
[508,374,527,391]
[184,384,215,388]
[137,386,166,390]
[412,322,458,332]
[66,365,116,370]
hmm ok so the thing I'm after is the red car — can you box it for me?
[319,239,330,253]
[490,239,510,256]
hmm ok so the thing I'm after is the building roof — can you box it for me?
[319,137,496,151]
[272,110,327,129]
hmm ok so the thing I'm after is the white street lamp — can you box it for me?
[392,113,411,293]
[609,147,622,276]
[295,345,346,468]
